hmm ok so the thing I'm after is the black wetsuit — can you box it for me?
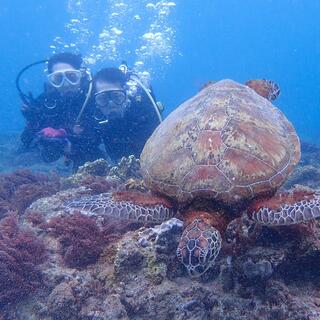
[20,78,102,170]
[96,87,161,163]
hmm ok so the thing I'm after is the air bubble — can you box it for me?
[50,0,177,75]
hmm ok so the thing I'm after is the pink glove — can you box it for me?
[38,127,67,138]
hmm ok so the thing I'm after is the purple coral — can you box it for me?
[0,215,47,306]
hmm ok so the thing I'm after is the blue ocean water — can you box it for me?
[0,0,319,142]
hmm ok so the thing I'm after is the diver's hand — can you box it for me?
[36,127,69,151]
[36,131,70,164]
[73,124,84,135]
[21,103,29,114]
[21,104,36,122]
[21,103,40,116]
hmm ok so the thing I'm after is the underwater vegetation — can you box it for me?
[0,215,47,307]
[45,212,112,269]
[46,212,107,268]
[0,169,60,218]
[28,208,139,269]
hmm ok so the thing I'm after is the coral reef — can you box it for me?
[285,165,320,190]
[2,204,320,319]
[285,141,320,190]
[240,258,273,294]
[109,155,142,181]
[243,258,273,282]
[138,218,184,252]
[74,175,122,194]
[113,218,185,285]
[77,158,111,177]
[0,141,319,318]
[0,215,47,307]
[62,156,144,194]
[63,158,111,187]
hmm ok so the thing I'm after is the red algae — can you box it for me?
[46,212,105,268]
[0,169,60,217]
[0,215,47,306]
[45,212,134,269]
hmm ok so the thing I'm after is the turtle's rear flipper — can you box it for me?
[249,189,320,226]
[64,192,175,223]
[245,79,280,101]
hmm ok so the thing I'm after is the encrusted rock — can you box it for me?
[109,155,142,181]
[25,186,90,222]
[220,256,235,292]
[78,294,129,320]
[47,282,78,320]
[102,294,129,320]
[3,155,320,319]
[138,218,184,254]
[62,159,111,188]
[243,259,273,283]
[113,219,184,284]
[285,165,320,190]
[77,159,111,176]
[114,236,147,281]
[124,178,148,192]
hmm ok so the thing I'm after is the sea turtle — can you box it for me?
[65,79,320,277]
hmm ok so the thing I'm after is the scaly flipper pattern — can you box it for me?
[249,191,320,226]
[65,192,175,223]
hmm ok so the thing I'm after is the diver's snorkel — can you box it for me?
[119,63,163,123]
[15,59,48,107]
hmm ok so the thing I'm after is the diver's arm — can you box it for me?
[20,91,48,125]
[37,136,68,163]
[20,93,46,147]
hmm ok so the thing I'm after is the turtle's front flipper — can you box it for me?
[249,189,320,226]
[176,219,222,277]
[64,191,175,223]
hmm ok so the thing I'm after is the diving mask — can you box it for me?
[95,89,127,107]
[47,69,82,88]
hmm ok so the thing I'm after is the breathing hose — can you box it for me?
[129,74,163,123]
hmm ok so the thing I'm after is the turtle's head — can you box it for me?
[245,79,280,102]
[176,218,222,277]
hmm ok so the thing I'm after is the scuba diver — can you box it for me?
[18,52,103,171]
[92,66,163,163]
